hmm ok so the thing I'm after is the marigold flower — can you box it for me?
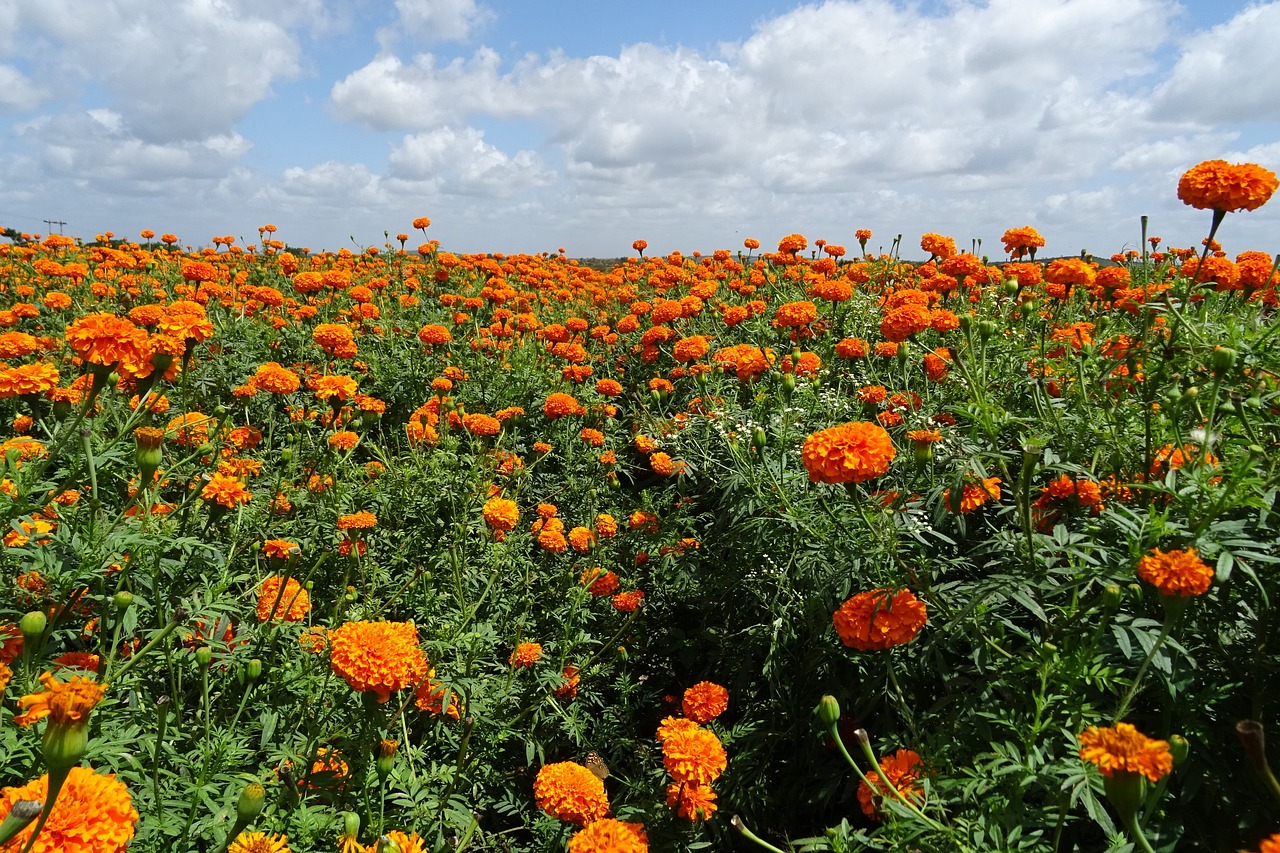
[943,476,1002,513]
[570,819,648,852]
[857,748,924,820]
[313,374,358,403]
[662,725,727,786]
[612,590,645,612]
[1079,722,1173,782]
[682,681,729,724]
[0,660,10,694]
[543,392,585,419]
[0,766,138,853]
[328,620,428,703]
[14,670,106,727]
[509,641,543,668]
[833,588,927,651]
[337,510,377,530]
[1177,160,1279,213]
[553,664,581,700]
[594,513,618,538]
[666,782,717,821]
[64,312,148,369]
[202,473,252,509]
[801,422,896,485]
[482,497,520,532]
[1136,547,1213,597]
[228,831,291,853]
[256,576,311,622]
[253,362,301,394]
[533,762,610,825]
[328,430,360,451]
[772,300,818,329]
[462,412,501,436]
[418,324,452,345]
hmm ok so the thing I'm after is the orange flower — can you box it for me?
[328,620,428,703]
[533,761,610,825]
[801,422,896,485]
[1079,723,1173,782]
[15,670,107,727]
[337,510,377,530]
[509,642,543,668]
[64,312,148,369]
[482,497,520,532]
[666,782,717,821]
[313,374,358,403]
[1248,833,1280,853]
[462,413,501,436]
[772,300,818,329]
[943,476,1001,513]
[857,748,924,821]
[0,660,10,694]
[681,681,729,724]
[662,725,726,786]
[256,576,311,622]
[543,392,585,419]
[569,818,648,852]
[1136,547,1213,597]
[201,473,252,508]
[254,362,301,394]
[612,590,644,612]
[327,430,360,451]
[1177,160,1279,213]
[0,766,138,853]
[228,831,291,853]
[832,588,927,651]
[418,324,452,345]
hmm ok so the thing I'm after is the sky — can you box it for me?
[0,0,1278,258]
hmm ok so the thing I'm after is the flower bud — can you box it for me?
[236,782,265,823]
[375,835,403,853]
[1210,346,1237,378]
[19,610,46,644]
[816,695,841,729]
[0,799,42,848]
[1102,584,1123,612]
[376,739,398,781]
[280,447,294,462]
[113,591,134,612]
[195,646,213,668]
[1168,734,1189,767]
[342,812,361,842]
[246,659,263,682]
[751,426,768,451]
[978,319,997,341]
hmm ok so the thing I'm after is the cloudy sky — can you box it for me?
[0,0,1277,258]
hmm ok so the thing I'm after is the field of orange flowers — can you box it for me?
[1,160,1280,853]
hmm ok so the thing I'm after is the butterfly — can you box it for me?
[585,750,610,780]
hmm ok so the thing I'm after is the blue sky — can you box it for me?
[1,0,1277,257]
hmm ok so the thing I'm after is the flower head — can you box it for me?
[801,422,896,485]
[681,681,729,724]
[509,642,543,668]
[1137,547,1213,597]
[661,725,727,786]
[256,576,311,623]
[533,762,610,825]
[833,588,927,651]
[1177,160,1279,213]
[1079,723,1173,782]
[328,621,428,703]
[857,748,924,821]
[0,766,138,853]
[15,670,106,727]
[569,818,648,852]
[228,831,291,853]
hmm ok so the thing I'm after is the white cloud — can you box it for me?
[1151,2,1280,123]
[0,64,47,112]
[388,127,552,195]
[391,0,492,42]
[8,0,301,142]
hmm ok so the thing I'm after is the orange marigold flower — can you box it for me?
[543,392,584,419]
[583,568,620,596]
[337,510,377,530]
[857,748,924,821]
[328,430,360,451]
[772,300,818,329]
[650,452,681,477]
[943,476,1002,513]
[64,312,148,369]
[533,762,610,825]
[462,413,501,436]
[1177,160,1279,213]
[313,374,358,403]
[879,303,932,342]
[920,233,956,260]
[256,575,311,622]
[0,660,10,694]
[482,497,520,532]
[253,362,301,394]
[201,473,252,508]
[418,324,452,345]
[666,782,717,821]
[1079,722,1173,782]
[681,681,729,724]
[801,422,896,485]
[14,670,107,727]
[662,725,727,786]
[0,766,138,853]
[569,818,648,852]
[509,641,543,668]
[1136,547,1213,597]
[612,590,645,612]
[836,337,869,358]
[594,513,618,538]
[328,620,428,703]
[832,588,927,651]
[595,378,623,397]
[569,526,595,552]
[672,335,712,363]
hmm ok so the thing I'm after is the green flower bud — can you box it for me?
[751,426,768,451]
[816,695,841,729]
[279,447,294,462]
[0,799,42,848]
[246,659,263,682]
[19,610,46,644]
[978,319,997,341]
[1168,734,1189,767]
[375,835,404,853]
[236,782,265,823]
[1210,346,1237,377]
[342,812,361,841]
[195,646,213,668]
[1102,584,1123,612]
[113,591,134,612]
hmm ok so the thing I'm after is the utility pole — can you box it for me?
[42,219,66,234]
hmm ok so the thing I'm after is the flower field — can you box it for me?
[1,162,1280,853]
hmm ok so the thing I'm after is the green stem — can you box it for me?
[1114,618,1175,722]
[730,816,790,853]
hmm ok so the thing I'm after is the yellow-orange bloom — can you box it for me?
[1079,722,1173,782]
[801,422,896,485]
[482,497,520,532]
[15,670,107,727]
[201,473,252,508]
[328,621,428,703]
[533,762,610,825]
[0,766,138,853]
[569,818,648,852]
[228,831,291,853]
[681,681,729,724]
[661,725,726,786]
[1136,547,1213,597]
[509,642,543,668]
[256,575,311,622]
[832,588,927,651]
[64,312,148,369]
[857,748,924,821]
[1177,160,1279,213]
